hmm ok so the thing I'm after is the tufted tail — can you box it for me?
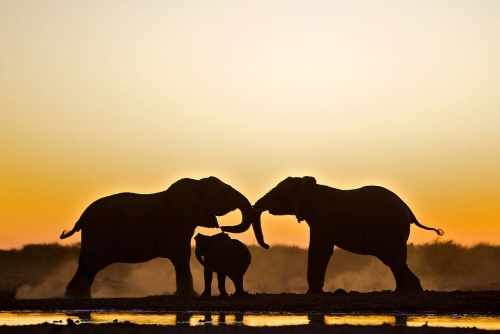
[412,220,444,236]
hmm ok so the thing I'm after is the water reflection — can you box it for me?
[324,315,396,326]
[308,313,325,325]
[0,312,500,330]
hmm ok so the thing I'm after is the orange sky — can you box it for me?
[1,1,499,249]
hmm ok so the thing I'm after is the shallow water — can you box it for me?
[1,312,500,330]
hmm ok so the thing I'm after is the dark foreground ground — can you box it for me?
[3,291,500,314]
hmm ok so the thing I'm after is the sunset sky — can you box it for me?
[1,1,499,250]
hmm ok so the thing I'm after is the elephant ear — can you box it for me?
[294,176,317,222]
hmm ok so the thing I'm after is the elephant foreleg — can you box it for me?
[171,255,198,296]
[306,229,334,294]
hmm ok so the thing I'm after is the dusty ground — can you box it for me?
[3,291,500,314]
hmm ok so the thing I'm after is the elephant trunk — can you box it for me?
[195,249,205,266]
[220,193,269,249]
[249,209,269,249]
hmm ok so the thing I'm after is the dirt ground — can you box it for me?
[3,291,500,314]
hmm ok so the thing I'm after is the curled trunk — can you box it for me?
[220,191,269,249]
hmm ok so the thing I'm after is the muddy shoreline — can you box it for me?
[3,291,500,314]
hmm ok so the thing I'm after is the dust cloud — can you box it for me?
[3,240,499,299]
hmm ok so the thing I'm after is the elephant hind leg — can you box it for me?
[65,263,103,299]
[229,274,246,295]
[405,267,423,292]
[65,264,87,298]
[384,261,423,293]
[387,263,412,293]
[217,272,228,297]
[378,244,422,293]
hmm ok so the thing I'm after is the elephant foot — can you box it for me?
[65,288,91,299]
[394,286,424,293]
[306,288,324,294]
[201,291,211,297]
[231,291,249,296]
[218,292,229,297]
[173,288,198,296]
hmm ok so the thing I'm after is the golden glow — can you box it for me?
[0,312,80,326]
[243,315,310,327]
[1,1,500,249]
[324,315,397,326]
[91,313,177,326]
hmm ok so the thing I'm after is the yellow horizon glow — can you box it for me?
[1,1,499,250]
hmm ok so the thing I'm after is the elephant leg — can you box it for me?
[379,243,423,293]
[387,263,412,292]
[405,267,424,292]
[65,262,102,299]
[229,274,245,295]
[307,229,334,294]
[171,255,198,296]
[202,267,213,296]
[65,264,87,298]
[217,272,228,297]
[381,258,422,293]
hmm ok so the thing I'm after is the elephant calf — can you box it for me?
[195,232,251,297]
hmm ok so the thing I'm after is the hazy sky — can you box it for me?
[1,1,499,249]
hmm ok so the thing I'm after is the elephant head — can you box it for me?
[199,177,269,249]
[194,233,210,265]
[220,177,316,247]
[194,232,231,265]
[252,176,317,216]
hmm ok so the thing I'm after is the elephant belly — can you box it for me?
[329,215,410,257]
[81,221,178,265]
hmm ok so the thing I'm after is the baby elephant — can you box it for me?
[194,232,251,296]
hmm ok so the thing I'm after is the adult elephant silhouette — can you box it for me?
[224,176,443,293]
[60,176,269,298]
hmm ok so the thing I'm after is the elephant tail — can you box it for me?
[60,220,83,239]
[412,219,444,236]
